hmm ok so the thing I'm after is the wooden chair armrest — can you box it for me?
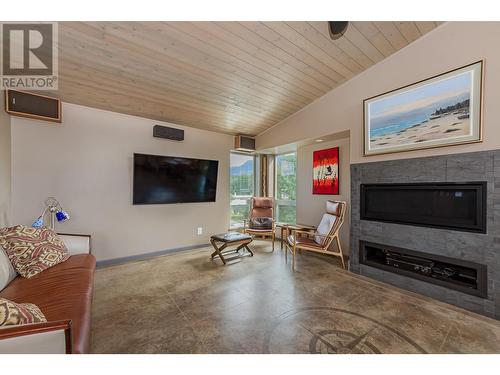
[291,230,336,240]
[299,227,316,232]
[296,224,316,230]
[291,229,315,237]
[310,233,337,241]
[289,225,316,235]
[0,320,72,354]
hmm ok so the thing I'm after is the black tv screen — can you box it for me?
[133,153,219,205]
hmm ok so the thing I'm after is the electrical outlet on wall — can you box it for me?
[197,227,203,235]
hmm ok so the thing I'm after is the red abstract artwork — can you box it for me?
[313,147,339,195]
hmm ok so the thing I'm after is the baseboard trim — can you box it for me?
[96,243,209,268]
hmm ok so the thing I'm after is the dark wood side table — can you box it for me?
[210,232,254,265]
[275,223,289,250]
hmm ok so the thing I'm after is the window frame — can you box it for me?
[229,151,256,229]
[274,151,297,224]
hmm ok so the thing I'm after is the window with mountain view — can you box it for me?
[275,153,296,223]
[230,152,255,227]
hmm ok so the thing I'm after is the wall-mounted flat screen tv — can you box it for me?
[133,153,219,205]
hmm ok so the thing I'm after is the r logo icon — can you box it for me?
[1,22,58,89]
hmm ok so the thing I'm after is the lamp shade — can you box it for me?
[32,216,45,228]
[32,198,70,230]
[56,210,70,222]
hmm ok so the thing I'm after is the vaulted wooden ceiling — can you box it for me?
[55,22,442,135]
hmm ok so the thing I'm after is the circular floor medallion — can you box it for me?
[263,306,427,354]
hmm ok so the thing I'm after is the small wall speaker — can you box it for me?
[153,125,184,141]
[5,90,61,123]
[234,135,255,152]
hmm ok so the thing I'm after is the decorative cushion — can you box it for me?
[326,201,341,216]
[249,217,273,230]
[253,197,274,208]
[314,213,338,246]
[0,225,69,279]
[0,297,47,326]
[0,245,17,291]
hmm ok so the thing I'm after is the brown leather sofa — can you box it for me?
[0,250,96,353]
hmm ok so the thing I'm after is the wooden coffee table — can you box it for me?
[210,232,253,265]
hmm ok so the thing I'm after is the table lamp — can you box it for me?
[32,197,70,230]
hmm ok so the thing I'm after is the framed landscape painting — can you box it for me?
[313,147,339,195]
[363,61,483,156]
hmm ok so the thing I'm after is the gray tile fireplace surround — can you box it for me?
[350,150,500,319]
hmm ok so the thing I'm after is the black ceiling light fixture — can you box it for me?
[328,21,349,40]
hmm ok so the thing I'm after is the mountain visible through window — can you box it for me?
[230,153,255,228]
[276,153,296,224]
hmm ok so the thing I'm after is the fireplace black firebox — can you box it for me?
[359,241,488,298]
[360,182,487,233]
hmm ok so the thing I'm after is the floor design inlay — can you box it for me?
[263,307,426,354]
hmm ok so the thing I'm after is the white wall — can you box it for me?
[0,96,11,228]
[256,22,500,165]
[10,103,233,261]
[296,137,350,253]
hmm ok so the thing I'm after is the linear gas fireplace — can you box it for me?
[360,182,487,233]
[359,241,487,298]
[351,152,500,318]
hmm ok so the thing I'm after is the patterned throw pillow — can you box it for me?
[0,225,69,279]
[0,297,47,326]
[249,217,273,230]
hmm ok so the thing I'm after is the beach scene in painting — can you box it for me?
[367,71,473,151]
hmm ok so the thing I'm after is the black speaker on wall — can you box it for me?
[153,125,184,141]
[5,90,61,123]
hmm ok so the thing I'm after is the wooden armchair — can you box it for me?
[244,197,276,251]
[286,200,347,270]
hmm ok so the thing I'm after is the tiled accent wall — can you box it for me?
[350,150,500,319]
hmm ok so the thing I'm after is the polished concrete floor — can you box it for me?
[91,240,500,353]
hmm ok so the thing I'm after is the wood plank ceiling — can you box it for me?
[56,22,442,136]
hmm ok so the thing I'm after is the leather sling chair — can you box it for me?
[244,197,276,251]
[286,200,347,270]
